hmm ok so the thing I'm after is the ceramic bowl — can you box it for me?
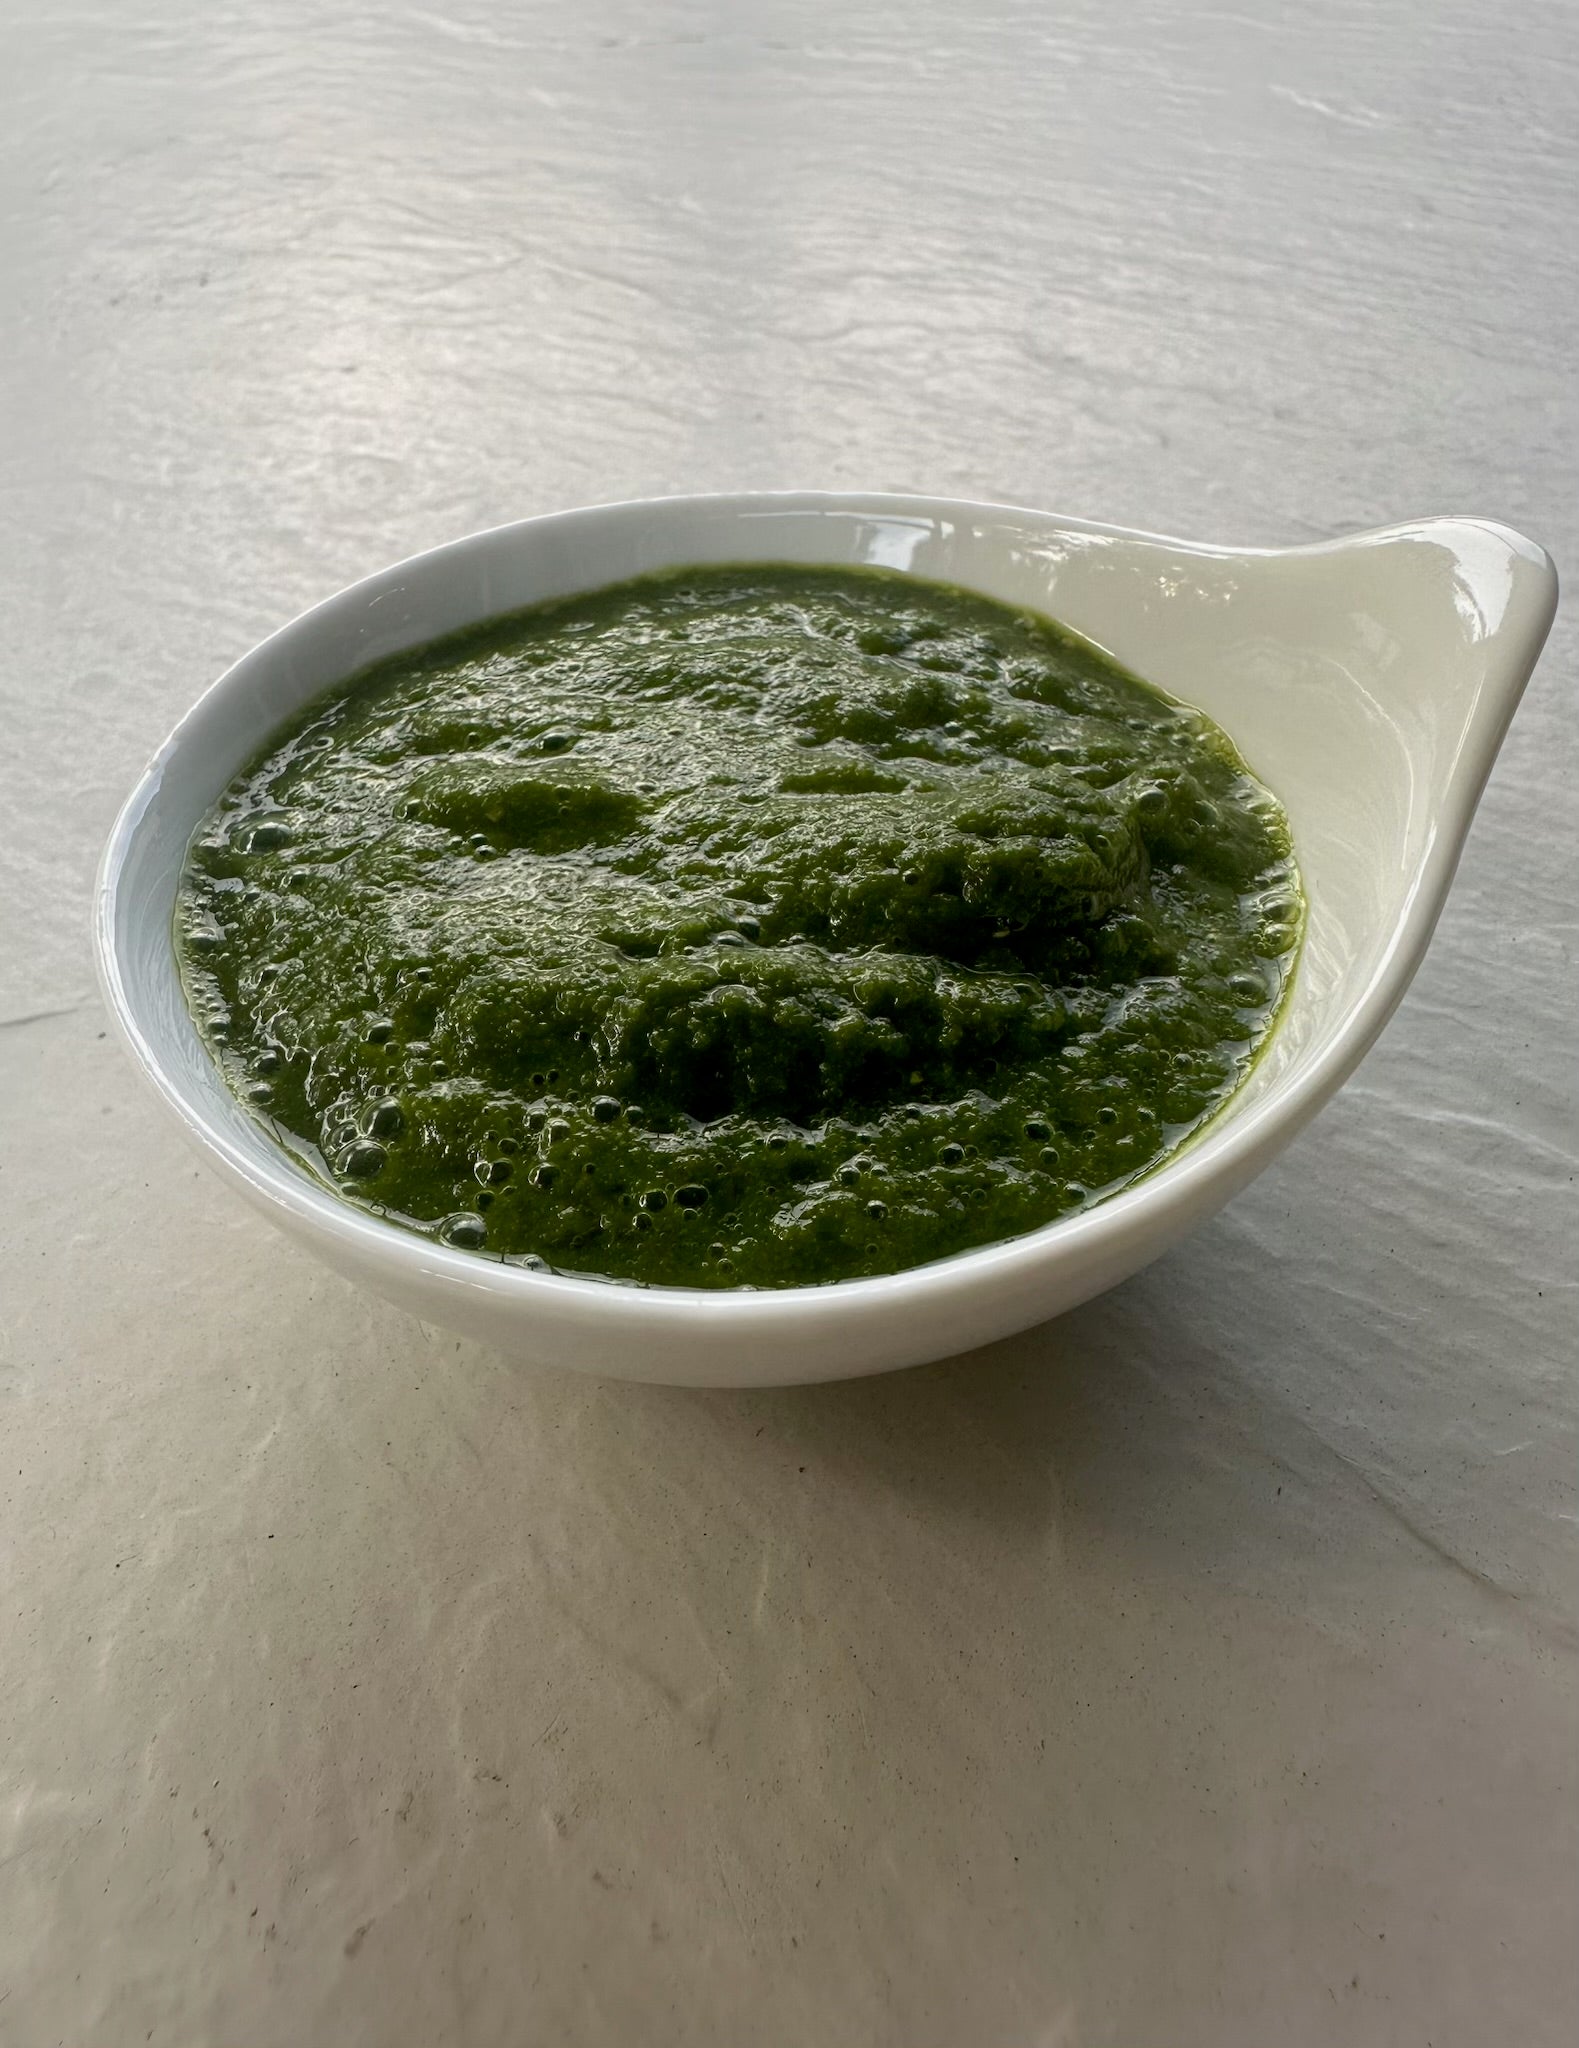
[94,493,1556,1386]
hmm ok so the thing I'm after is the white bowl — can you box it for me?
[95,493,1557,1386]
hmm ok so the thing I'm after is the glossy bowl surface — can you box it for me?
[95,494,1556,1384]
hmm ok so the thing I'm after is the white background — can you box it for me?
[1,4,1573,2042]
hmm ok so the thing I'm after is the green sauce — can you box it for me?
[178,564,1301,1288]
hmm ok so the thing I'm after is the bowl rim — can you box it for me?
[93,488,1558,1330]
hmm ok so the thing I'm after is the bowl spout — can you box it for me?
[1056,514,1557,1128]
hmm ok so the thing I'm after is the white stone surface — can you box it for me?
[1,3,1574,2042]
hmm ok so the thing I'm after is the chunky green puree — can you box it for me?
[179,564,1301,1288]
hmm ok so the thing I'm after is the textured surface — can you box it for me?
[1,3,1575,2043]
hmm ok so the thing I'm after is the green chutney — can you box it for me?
[178,563,1301,1288]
